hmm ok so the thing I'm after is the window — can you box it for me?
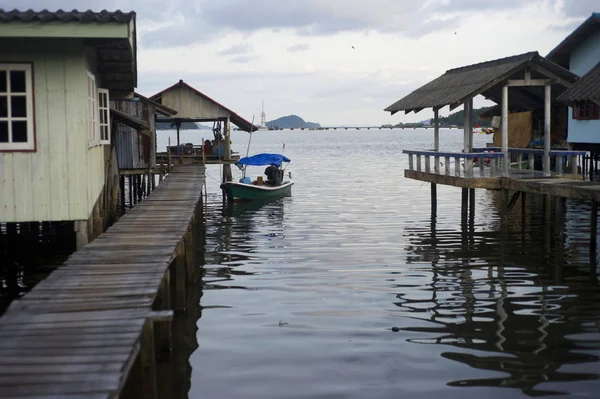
[87,70,98,146]
[0,63,35,151]
[572,101,600,120]
[98,88,110,144]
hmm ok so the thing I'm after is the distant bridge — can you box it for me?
[272,126,460,131]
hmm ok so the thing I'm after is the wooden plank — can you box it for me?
[0,354,130,365]
[0,346,134,356]
[0,309,155,324]
[0,325,143,337]
[2,394,109,399]
[0,333,140,344]
[0,381,120,396]
[0,363,123,375]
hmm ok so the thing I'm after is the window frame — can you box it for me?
[98,88,110,145]
[86,70,99,148]
[0,62,36,152]
[572,101,600,121]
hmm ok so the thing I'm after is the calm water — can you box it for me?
[158,128,600,398]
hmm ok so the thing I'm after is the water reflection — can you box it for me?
[203,198,287,292]
[401,190,600,396]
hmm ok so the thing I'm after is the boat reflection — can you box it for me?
[203,197,287,291]
[400,194,600,396]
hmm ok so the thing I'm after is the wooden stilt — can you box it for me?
[140,319,158,399]
[120,176,126,213]
[501,189,509,221]
[170,250,187,312]
[128,175,133,208]
[461,188,468,226]
[431,183,437,220]
[591,200,598,265]
[555,196,565,283]
[468,188,475,235]
[154,271,172,355]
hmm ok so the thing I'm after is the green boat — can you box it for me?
[220,153,293,202]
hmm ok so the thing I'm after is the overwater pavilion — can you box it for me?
[385,51,583,180]
[149,80,258,175]
[385,51,600,255]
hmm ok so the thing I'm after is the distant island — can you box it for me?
[266,115,320,129]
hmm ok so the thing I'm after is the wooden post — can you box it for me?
[461,188,468,224]
[501,189,509,221]
[167,136,171,173]
[222,117,233,183]
[154,271,172,355]
[140,319,158,399]
[502,84,509,176]
[431,183,437,220]
[434,108,440,152]
[120,175,125,213]
[170,249,187,312]
[463,98,473,177]
[128,175,133,208]
[176,120,182,165]
[468,188,475,232]
[544,85,551,177]
[591,200,598,257]
[555,196,565,283]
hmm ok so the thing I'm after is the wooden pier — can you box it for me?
[0,165,205,398]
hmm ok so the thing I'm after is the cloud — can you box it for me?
[217,43,253,56]
[558,0,599,17]
[287,43,310,53]
[229,55,260,63]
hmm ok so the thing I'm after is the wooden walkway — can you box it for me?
[0,165,205,399]
[406,169,600,201]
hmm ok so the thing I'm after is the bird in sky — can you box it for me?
[351,45,355,49]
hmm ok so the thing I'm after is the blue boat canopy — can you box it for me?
[236,153,291,167]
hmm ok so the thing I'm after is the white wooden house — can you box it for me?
[0,9,137,248]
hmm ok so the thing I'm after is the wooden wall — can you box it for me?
[0,38,106,223]
[160,86,230,120]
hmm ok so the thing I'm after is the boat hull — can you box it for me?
[220,181,293,201]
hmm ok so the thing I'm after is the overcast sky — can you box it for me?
[2,0,599,125]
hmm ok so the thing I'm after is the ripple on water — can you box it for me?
[155,129,600,399]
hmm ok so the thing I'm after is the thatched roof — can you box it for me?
[384,51,578,115]
[558,62,600,106]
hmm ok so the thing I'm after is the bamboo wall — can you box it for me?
[493,111,533,148]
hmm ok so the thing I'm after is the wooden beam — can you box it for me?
[506,79,552,87]
[449,101,462,112]
[530,64,574,88]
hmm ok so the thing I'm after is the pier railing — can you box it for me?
[402,149,505,178]
[403,148,588,179]
[473,147,587,177]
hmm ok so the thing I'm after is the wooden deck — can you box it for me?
[0,165,205,399]
[406,169,600,201]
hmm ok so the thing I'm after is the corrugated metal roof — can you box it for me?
[558,62,600,105]
[384,51,578,115]
[150,80,259,132]
[546,12,600,68]
[0,9,136,23]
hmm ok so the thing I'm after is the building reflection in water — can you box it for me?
[400,190,600,396]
